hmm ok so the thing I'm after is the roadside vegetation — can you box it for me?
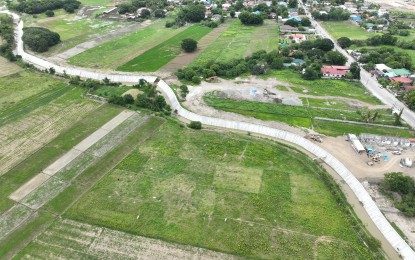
[382,172,415,217]
[0,14,16,61]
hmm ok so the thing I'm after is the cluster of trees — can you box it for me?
[117,0,166,14]
[22,27,60,52]
[166,4,205,27]
[311,8,350,21]
[359,47,412,70]
[382,172,415,217]
[238,11,263,25]
[177,38,350,83]
[284,17,311,28]
[0,14,16,61]
[8,0,80,14]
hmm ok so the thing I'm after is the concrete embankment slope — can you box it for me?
[1,8,414,259]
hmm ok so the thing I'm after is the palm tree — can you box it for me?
[394,108,404,126]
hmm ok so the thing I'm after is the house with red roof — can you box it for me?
[390,77,413,87]
[404,86,415,92]
[321,66,350,78]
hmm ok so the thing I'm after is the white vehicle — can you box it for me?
[392,151,402,155]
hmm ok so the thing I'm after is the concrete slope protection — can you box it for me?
[1,8,414,259]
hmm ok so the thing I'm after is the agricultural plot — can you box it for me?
[117,25,212,72]
[64,122,374,259]
[26,14,123,55]
[265,70,381,104]
[0,57,22,77]
[18,113,148,210]
[16,218,238,259]
[0,87,99,176]
[68,21,185,69]
[203,93,414,137]
[191,20,275,66]
[321,21,378,40]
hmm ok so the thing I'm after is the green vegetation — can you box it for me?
[192,20,277,66]
[64,121,377,259]
[382,172,415,217]
[313,120,414,137]
[69,21,184,69]
[117,25,212,72]
[27,15,122,55]
[22,27,60,52]
[264,70,381,104]
[0,14,16,61]
[322,21,377,40]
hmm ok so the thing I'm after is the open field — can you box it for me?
[117,25,212,72]
[0,57,22,77]
[321,21,378,40]
[15,218,238,259]
[203,93,414,137]
[68,21,185,69]
[0,116,165,259]
[26,14,123,55]
[63,121,375,259]
[192,20,278,67]
[264,70,381,104]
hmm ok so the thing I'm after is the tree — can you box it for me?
[284,19,299,27]
[140,9,151,19]
[288,0,298,8]
[302,67,319,80]
[337,37,352,48]
[239,11,263,25]
[230,10,235,18]
[45,10,54,17]
[181,4,205,23]
[300,18,311,27]
[356,109,381,123]
[191,75,201,84]
[123,94,134,104]
[325,51,347,65]
[349,62,360,79]
[314,38,334,51]
[181,38,198,52]
[393,108,404,126]
[154,9,165,18]
[188,121,202,129]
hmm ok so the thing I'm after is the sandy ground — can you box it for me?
[178,76,389,139]
[159,22,231,73]
[0,56,23,77]
[364,182,415,249]
[319,136,415,180]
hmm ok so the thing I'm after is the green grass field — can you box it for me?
[321,21,378,40]
[192,19,278,66]
[69,21,185,69]
[203,92,413,137]
[117,25,212,72]
[26,15,122,55]
[264,70,381,104]
[61,121,377,259]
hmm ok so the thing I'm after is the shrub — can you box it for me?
[192,75,201,84]
[123,94,134,104]
[188,121,202,129]
[45,10,54,17]
[181,38,198,53]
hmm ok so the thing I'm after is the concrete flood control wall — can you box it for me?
[1,8,414,259]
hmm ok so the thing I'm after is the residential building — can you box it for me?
[279,25,299,32]
[321,65,350,78]
[390,77,412,87]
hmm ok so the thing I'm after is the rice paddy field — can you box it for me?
[321,21,378,40]
[68,21,186,69]
[117,25,213,72]
[192,19,279,67]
